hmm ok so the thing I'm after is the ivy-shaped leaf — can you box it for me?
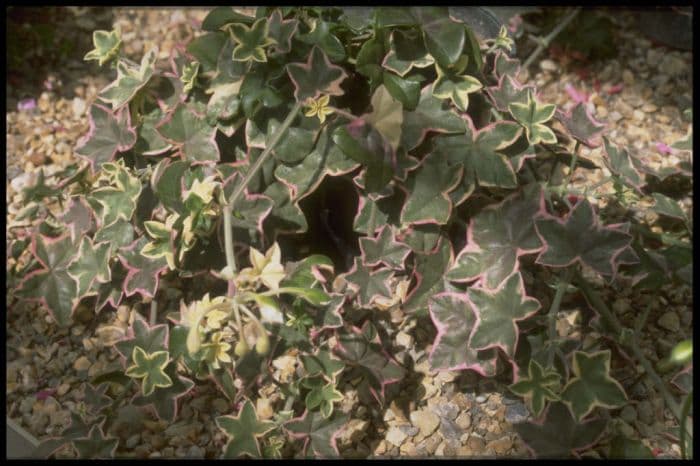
[132,364,195,422]
[651,193,687,222]
[75,104,137,172]
[560,350,627,422]
[98,48,157,110]
[432,56,483,112]
[298,18,346,62]
[343,257,394,308]
[266,9,298,54]
[334,322,405,406]
[66,237,112,297]
[275,127,359,201]
[555,103,605,148]
[157,104,220,163]
[400,150,463,225]
[493,50,521,80]
[467,271,540,359]
[428,292,499,376]
[95,261,127,313]
[83,383,112,415]
[118,237,169,298]
[509,90,557,145]
[186,31,227,73]
[403,234,454,316]
[16,233,78,327]
[134,106,172,155]
[303,377,344,418]
[447,184,545,288]
[93,218,134,251]
[300,349,346,382]
[601,138,646,193]
[36,412,95,458]
[216,399,276,458]
[284,411,348,458]
[125,346,173,396]
[485,73,535,113]
[263,182,308,236]
[84,29,121,66]
[228,17,276,62]
[286,46,347,102]
[115,315,169,365]
[365,85,403,152]
[376,7,465,68]
[72,424,119,459]
[20,169,61,204]
[513,402,607,458]
[535,199,633,278]
[401,86,467,151]
[333,119,394,193]
[432,117,521,196]
[87,161,142,228]
[509,359,561,417]
[381,30,434,77]
[359,225,411,269]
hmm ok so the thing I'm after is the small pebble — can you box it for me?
[73,356,90,372]
[657,311,680,332]
[386,426,408,447]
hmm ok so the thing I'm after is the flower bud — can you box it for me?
[234,340,250,357]
[255,332,270,355]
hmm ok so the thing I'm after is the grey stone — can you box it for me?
[657,311,680,332]
[410,409,440,437]
[433,402,460,421]
[399,425,420,437]
[386,427,408,447]
[637,400,654,425]
[475,395,487,404]
[619,405,637,424]
[186,445,205,458]
[126,434,141,449]
[439,417,463,441]
[505,402,529,424]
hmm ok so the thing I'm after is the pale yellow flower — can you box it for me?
[204,331,232,369]
[238,242,285,290]
[184,175,219,205]
[304,95,334,123]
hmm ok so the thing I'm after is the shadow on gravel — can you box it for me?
[6,6,114,111]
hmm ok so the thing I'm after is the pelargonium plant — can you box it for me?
[8,6,692,459]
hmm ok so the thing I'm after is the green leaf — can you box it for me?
[303,377,344,418]
[608,435,654,459]
[400,86,466,151]
[66,237,112,297]
[432,57,483,112]
[125,346,173,397]
[343,257,394,308]
[153,160,189,214]
[16,233,78,327]
[87,161,142,227]
[334,322,405,406]
[508,90,557,145]
[75,104,137,172]
[447,184,544,288]
[202,7,255,31]
[301,349,345,382]
[382,72,421,112]
[186,32,226,73]
[275,127,359,201]
[228,17,275,62]
[216,399,276,458]
[115,315,168,363]
[652,193,687,221]
[282,287,331,306]
[298,18,346,62]
[266,119,317,164]
[72,425,119,459]
[20,169,61,204]
[403,234,453,316]
[560,350,627,422]
[333,119,394,193]
[286,46,348,102]
[467,271,540,358]
[134,106,172,155]
[264,182,308,235]
[670,339,692,365]
[359,225,411,270]
[98,48,157,110]
[84,29,121,66]
[365,85,404,152]
[132,364,195,422]
[555,103,606,148]
[535,199,634,277]
[376,7,465,68]
[509,360,561,417]
[382,30,434,77]
[157,104,220,163]
[486,74,534,113]
[266,9,298,54]
[400,150,463,225]
[118,237,169,298]
[514,402,607,458]
[428,292,499,376]
[356,37,385,86]
[284,411,349,458]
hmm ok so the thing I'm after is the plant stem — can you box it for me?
[226,101,302,209]
[680,390,693,459]
[223,207,237,276]
[521,7,581,74]
[573,271,690,436]
[566,141,581,187]
[547,267,574,366]
[149,299,158,325]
